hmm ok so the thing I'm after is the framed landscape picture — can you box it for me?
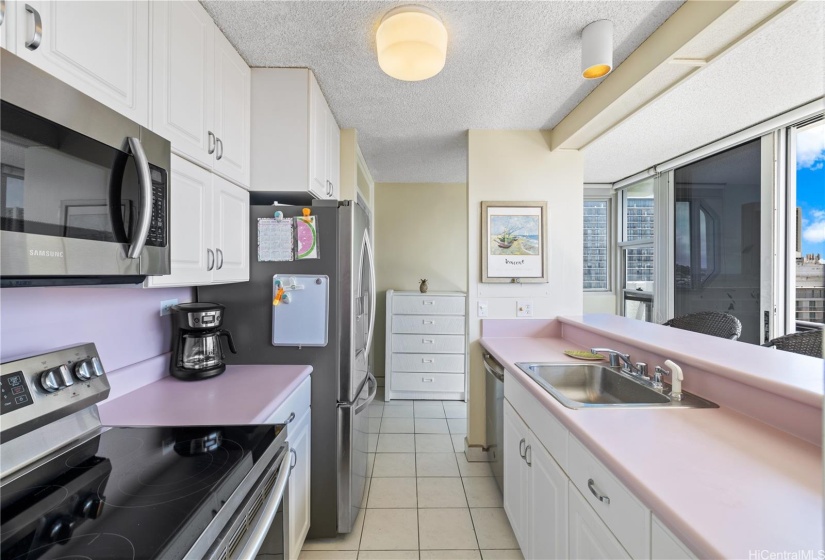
[481,201,548,283]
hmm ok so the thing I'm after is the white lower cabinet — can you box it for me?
[146,155,248,287]
[263,377,312,560]
[503,400,567,559]
[569,483,631,560]
[651,517,697,560]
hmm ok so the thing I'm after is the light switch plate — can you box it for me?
[160,298,179,316]
[517,300,533,317]
[478,301,489,317]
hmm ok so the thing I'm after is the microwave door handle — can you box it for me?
[236,443,291,560]
[126,137,152,259]
[219,329,237,354]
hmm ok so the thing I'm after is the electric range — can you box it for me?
[0,344,291,560]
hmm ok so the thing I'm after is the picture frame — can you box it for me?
[481,201,548,283]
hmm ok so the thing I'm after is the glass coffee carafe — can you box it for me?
[180,331,236,370]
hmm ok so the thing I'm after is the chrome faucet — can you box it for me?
[589,348,648,378]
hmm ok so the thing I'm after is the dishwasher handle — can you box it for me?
[483,353,505,382]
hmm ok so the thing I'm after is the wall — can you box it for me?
[374,182,468,380]
[467,130,584,445]
[0,286,193,387]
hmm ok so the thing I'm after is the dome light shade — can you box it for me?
[581,19,613,79]
[376,5,448,82]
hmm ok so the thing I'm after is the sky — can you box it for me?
[797,122,825,261]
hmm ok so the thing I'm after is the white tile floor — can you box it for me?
[300,389,523,560]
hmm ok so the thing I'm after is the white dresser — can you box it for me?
[385,290,468,401]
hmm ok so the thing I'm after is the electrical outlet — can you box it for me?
[517,300,533,317]
[478,301,489,317]
[160,298,179,317]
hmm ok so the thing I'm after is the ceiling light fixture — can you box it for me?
[376,5,448,82]
[581,19,613,80]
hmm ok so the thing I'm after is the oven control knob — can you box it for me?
[40,370,60,393]
[79,495,104,519]
[74,360,93,381]
[90,356,105,377]
[47,515,74,542]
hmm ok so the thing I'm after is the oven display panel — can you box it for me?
[1,371,33,415]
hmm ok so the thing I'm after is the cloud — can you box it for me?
[803,209,825,243]
[797,124,825,171]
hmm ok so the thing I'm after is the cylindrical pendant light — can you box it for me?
[376,5,448,82]
[581,19,613,80]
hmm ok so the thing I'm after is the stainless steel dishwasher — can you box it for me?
[484,353,505,493]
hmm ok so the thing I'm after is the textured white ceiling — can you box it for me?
[582,0,825,184]
[200,0,682,183]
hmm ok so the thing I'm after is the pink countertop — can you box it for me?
[98,364,312,426]
[480,334,822,559]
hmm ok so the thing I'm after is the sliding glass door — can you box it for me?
[672,139,764,343]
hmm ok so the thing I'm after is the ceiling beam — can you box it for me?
[549,0,796,152]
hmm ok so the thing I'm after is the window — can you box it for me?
[618,179,655,321]
[583,199,609,290]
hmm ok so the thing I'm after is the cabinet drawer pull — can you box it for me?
[525,444,532,466]
[422,339,434,344]
[518,438,526,458]
[25,4,42,51]
[421,377,434,383]
[423,320,435,325]
[422,359,434,363]
[422,300,434,305]
[588,478,610,505]
[284,412,296,424]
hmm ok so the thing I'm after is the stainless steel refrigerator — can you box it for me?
[198,198,376,537]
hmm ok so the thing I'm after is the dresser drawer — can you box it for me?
[392,334,465,354]
[568,436,650,559]
[393,315,465,335]
[392,353,465,373]
[393,295,465,316]
[392,372,465,393]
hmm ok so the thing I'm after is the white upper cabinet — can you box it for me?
[251,68,341,199]
[146,155,248,288]
[211,174,249,283]
[150,0,214,168]
[14,1,150,126]
[213,30,250,186]
[151,1,250,188]
[1,1,17,51]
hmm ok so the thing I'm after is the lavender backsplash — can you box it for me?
[0,286,193,372]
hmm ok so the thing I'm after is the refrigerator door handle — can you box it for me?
[338,369,370,408]
[363,232,377,357]
[353,372,377,415]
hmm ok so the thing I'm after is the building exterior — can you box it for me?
[796,254,824,326]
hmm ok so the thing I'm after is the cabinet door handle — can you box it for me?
[284,412,296,424]
[25,4,42,51]
[208,131,216,155]
[289,448,297,471]
[207,248,215,271]
[216,137,224,160]
[525,445,532,466]
[588,478,610,505]
[216,248,224,270]
[518,438,526,458]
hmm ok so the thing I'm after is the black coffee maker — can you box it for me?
[170,302,237,380]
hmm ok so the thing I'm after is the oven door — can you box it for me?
[0,50,170,285]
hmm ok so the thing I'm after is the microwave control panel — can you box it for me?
[147,166,167,248]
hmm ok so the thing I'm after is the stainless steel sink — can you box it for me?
[515,363,718,410]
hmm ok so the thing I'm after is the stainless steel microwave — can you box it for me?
[0,50,171,287]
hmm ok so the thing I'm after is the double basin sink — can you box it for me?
[515,362,717,409]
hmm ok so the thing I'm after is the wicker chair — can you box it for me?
[663,311,743,340]
[763,330,823,358]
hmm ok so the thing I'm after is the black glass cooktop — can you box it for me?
[0,424,284,560]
